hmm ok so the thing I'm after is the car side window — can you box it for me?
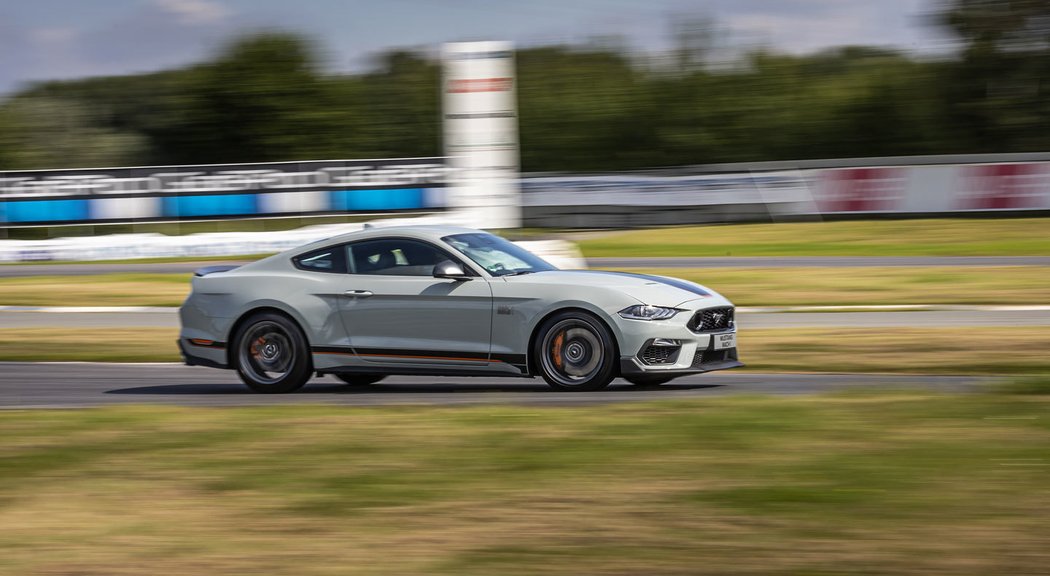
[348,239,463,277]
[292,246,347,274]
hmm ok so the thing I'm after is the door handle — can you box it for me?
[344,290,374,298]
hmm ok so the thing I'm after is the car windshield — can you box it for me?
[442,233,558,277]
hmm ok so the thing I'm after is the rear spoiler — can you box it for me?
[194,265,240,277]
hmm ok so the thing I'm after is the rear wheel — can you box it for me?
[334,374,386,386]
[233,312,312,393]
[534,310,617,391]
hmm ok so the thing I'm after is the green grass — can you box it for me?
[578,218,1050,257]
[994,374,1050,395]
[4,327,1050,374]
[4,266,1049,307]
[0,395,1048,575]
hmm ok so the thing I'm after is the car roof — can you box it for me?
[315,224,486,246]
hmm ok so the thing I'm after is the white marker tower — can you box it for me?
[442,41,521,229]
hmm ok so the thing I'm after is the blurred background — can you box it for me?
[2,2,1050,575]
[2,0,1050,244]
[1,0,1042,171]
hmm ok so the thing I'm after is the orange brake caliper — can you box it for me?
[252,337,266,359]
[551,332,564,369]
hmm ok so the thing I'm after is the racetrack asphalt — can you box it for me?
[3,256,1050,277]
[0,362,985,409]
[3,308,1049,329]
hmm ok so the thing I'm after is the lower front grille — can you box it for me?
[692,348,731,367]
[640,344,680,365]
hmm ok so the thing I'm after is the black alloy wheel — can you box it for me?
[534,310,617,391]
[234,312,312,393]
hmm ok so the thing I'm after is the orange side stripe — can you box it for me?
[314,351,499,363]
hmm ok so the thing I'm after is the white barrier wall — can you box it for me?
[524,161,1050,215]
[0,214,586,267]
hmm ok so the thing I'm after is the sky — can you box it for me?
[0,0,951,95]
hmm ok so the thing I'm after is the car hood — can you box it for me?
[505,270,729,307]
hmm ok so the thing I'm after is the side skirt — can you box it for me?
[312,346,529,378]
[317,365,532,379]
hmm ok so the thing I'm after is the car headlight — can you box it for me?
[618,305,682,321]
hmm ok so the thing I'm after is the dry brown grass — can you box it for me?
[0,273,188,306]
[0,327,181,362]
[619,266,1050,306]
[740,327,1050,374]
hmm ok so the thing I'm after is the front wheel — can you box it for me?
[534,310,617,391]
[233,312,312,393]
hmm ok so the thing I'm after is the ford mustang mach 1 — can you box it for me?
[179,226,741,392]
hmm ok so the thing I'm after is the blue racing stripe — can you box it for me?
[577,270,710,297]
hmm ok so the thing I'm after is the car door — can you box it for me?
[337,237,494,366]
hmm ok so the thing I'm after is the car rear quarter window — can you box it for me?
[293,246,348,274]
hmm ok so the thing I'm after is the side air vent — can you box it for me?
[639,340,681,365]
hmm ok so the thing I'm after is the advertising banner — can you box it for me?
[0,159,448,225]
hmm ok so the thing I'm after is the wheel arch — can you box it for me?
[226,305,312,367]
[525,305,621,377]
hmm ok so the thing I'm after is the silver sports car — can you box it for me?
[179,225,742,392]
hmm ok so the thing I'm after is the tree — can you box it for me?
[0,96,145,169]
[936,0,1050,151]
[151,32,338,163]
[353,50,441,159]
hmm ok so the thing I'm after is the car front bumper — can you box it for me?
[619,343,743,376]
[613,303,743,376]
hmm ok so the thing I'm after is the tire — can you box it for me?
[334,374,386,386]
[233,312,312,393]
[534,310,617,391]
[624,375,675,387]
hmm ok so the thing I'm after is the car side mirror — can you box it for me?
[433,261,471,280]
